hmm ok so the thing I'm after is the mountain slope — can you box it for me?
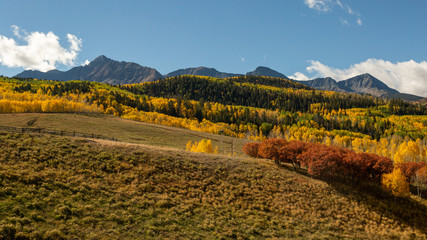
[296,74,402,97]
[338,73,399,97]
[297,77,353,93]
[382,92,424,101]
[165,67,241,78]
[16,55,163,84]
[246,66,289,79]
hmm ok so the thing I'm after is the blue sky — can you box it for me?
[0,0,426,96]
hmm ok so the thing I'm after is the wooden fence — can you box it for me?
[0,125,118,141]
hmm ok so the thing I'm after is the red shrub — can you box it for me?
[343,151,369,181]
[242,142,261,158]
[298,143,346,179]
[305,146,347,179]
[371,155,393,181]
[244,137,394,184]
[258,138,288,164]
[345,153,393,182]
[277,140,307,169]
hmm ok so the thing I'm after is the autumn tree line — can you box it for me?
[243,139,427,197]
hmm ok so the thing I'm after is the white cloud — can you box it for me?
[241,57,245,62]
[305,59,427,97]
[11,25,27,39]
[304,0,333,12]
[0,25,82,72]
[82,59,90,66]
[289,72,310,80]
[304,0,362,26]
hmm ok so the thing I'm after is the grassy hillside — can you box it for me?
[1,132,426,239]
[0,113,250,156]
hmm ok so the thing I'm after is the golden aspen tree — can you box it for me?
[324,136,332,146]
[186,139,218,154]
[406,140,421,162]
[382,168,410,198]
[186,141,193,151]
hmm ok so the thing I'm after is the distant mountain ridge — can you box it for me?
[246,66,289,79]
[17,55,163,85]
[338,73,399,96]
[296,74,422,100]
[164,67,241,78]
[15,55,422,101]
[297,77,353,93]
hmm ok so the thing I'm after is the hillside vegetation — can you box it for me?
[1,132,426,239]
[1,76,426,164]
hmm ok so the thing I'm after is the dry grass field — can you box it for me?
[0,113,426,239]
[0,113,250,156]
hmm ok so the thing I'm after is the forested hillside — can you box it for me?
[1,75,426,164]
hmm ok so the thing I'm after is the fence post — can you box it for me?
[231,138,234,156]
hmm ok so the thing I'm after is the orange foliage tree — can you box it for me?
[242,142,261,158]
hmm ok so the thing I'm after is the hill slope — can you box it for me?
[0,132,426,239]
[16,55,163,84]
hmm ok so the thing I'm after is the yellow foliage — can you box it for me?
[186,139,218,154]
[382,168,410,198]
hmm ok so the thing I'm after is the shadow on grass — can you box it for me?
[326,179,427,235]
[273,161,427,235]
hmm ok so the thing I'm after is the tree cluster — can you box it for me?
[243,139,393,183]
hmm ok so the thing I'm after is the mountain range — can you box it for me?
[16,55,423,101]
[17,55,163,85]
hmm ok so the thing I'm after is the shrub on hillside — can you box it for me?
[258,138,288,164]
[242,142,261,158]
[243,138,393,183]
